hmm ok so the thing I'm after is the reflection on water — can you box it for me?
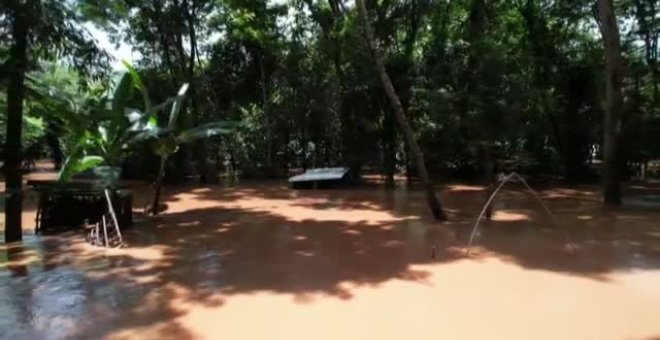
[1,181,660,339]
[624,193,660,209]
[0,266,90,339]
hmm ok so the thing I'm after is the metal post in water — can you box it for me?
[104,189,123,246]
[466,173,513,256]
[102,215,110,248]
[508,173,577,254]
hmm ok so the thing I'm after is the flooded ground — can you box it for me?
[2,166,660,339]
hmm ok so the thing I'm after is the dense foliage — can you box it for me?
[73,0,660,182]
[3,0,660,239]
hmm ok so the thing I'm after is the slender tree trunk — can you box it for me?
[258,53,272,168]
[652,66,659,103]
[5,3,28,242]
[403,144,413,184]
[171,0,188,78]
[460,0,486,132]
[301,132,308,171]
[598,0,625,204]
[171,17,195,181]
[228,148,237,179]
[357,0,447,220]
[151,157,167,215]
[283,127,291,175]
[382,108,396,188]
[183,0,211,183]
[153,0,177,86]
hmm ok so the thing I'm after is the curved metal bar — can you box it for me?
[465,172,577,256]
[465,173,513,256]
[508,172,577,254]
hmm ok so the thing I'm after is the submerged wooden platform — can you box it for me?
[288,167,351,188]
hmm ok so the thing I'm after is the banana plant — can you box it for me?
[27,76,108,181]
[29,62,237,201]
[29,62,167,183]
[149,83,237,215]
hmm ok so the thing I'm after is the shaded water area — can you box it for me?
[2,173,660,339]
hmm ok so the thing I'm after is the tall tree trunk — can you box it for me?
[171,0,188,78]
[301,131,309,171]
[382,107,396,188]
[258,53,273,168]
[5,2,28,242]
[404,144,413,185]
[183,0,210,183]
[170,17,195,181]
[460,0,486,133]
[598,0,625,204]
[153,0,177,86]
[357,0,447,221]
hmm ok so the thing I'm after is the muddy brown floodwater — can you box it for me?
[2,169,660,339]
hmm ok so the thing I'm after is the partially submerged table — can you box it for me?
[28,180,133,233]
[288,167,352,189]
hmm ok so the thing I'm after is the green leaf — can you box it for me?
[58,157,77,182]
[177,121,237,144]
[98,125,110,143]
[154,136,180,157]
[167,83,190,128]
[127,127,167,145]
[125,108,156,132]
[58,147,104,182]
[112,72,134,115]
[125,108,144,123]
[148,115,158,128]
[76,156,105,172]
[122,60,152,110]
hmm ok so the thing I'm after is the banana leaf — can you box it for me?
[111,72,134,116]
[177,121,238,144]
[122,60,152,111]
[168,84,190,128]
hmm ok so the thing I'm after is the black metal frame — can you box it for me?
[29,180,133,233]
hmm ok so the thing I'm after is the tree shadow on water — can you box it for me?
[0,190,461,338]
[2,182,660,338]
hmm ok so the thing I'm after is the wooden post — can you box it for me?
[4,2,29,242]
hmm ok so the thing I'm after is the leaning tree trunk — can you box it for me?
[598,0,625,205]
[357,0,447,221]
[4,4,28,243]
